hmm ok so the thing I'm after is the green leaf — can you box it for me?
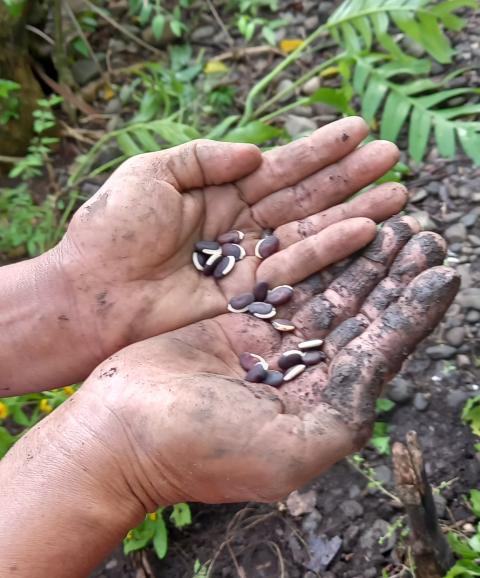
[261,26,276,46]
[72,37,90,58]
[116,132,142,157]
[133,90,164,123]
[170,503,192,528]
[448,532,478,559]
[352,15,372,50]
[458,127,480,165]
[341,22,361,54]
[223,121,283,145]
[470,489,480,518]
[133,129,160,152]
[205,115,239,140]
[380,91,411,142]
[445,560,480,577]
[152,14,166,40]
[152,516,168,559]
[408,107,431,163]
[170,19,184,37]
[306,87,352,114]
[361,74,388,122]
[469,533,480,554]
[434,118,456,158]
[148,120,200,145]
[376,398,395,414]
[0,426,15,458]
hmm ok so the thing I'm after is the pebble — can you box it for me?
[457,354,471,369]
[445,222,467,243]
[387,377,414,403]
[411,188,428,203]
[456,288,480,310]
[433,494,447,518]
[426,344,457,359]
[409,210,438,232]
[340,499,364,519]
[468,234,480,247]
[445,326,465,347]
[277,78,294,102]
[301,76,321,95]
[191,24,216,42]
[447,390,470,409]
[71,58,101,85]
[461,213,478,228]
[286,489,317,516]
[414,392,430,411]
[301,509,323,534]
[360,519,396,553]
[285,114,317,137]
[466,310,480,323]
[373,465,392,485]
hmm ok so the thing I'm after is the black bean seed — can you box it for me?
[248,302,274,316]
[222,243,246,260]
[245,364,267,383]
[217,230,244,244]
[298,339,323,350]
[253,281,269,301]
[278,350,303,370]
[302,350,326,366]
[239,352,268,371]
[192,252,207,271]
[203,253,223,275]
[263,370,284,387]
[261,229,274,239]
[283,364,306,382]
[255,235,280,259]
[195,240,220,253]
[271,319,295,332]
[228,293,255,312]
[214,255,236,279]
[266,285,294,306]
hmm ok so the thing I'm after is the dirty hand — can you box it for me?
[0,217,459,578]
[58,118,405,373]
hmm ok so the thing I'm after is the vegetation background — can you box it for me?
[0,1,479,576]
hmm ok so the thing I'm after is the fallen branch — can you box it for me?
[392,431,454,578]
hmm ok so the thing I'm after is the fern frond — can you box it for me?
[352,55,480,164]
[327,0,477,63]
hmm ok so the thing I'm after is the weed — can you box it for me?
[128,0,192,40]
[0,79,20,125]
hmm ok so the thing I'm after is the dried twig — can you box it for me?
[205,0,234,47]
[215,44,284,62]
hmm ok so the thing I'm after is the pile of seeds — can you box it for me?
[192,229,280,279]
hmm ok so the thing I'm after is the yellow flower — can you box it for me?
[63,386,75,397]
[0,402,9,420]
[204,60,229,75]
[126,531,133,540]
[148,512,158,521]
[279,39,304,54]
[39,399,53,414]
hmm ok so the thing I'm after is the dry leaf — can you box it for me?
[204,60,229,74]
[280,39,304,54]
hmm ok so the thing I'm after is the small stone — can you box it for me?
[445,327,465,347]
[411,188,428,203]
[286,489,317,516]
[445,222,467,243]
[433,494,447,518]
[414,392,429,411]
[277,78,294,102]
[467,310,480,323]
[360,519,396,553]
[105,559,118,570]
[301,509,323,534]
[373,465,392,485]
[191,24,216,42]
[340,500,364,519]
[387,377,414,403]
[72,59,101,85]
[426,344,457,359]
[457,354,471,369]
[409,210,438,232]
[468,234,480,247]
[104,98,122,114]
[461,213,478,228]
[301,76,321,95]
[456,288,480,310]
[447,390,470,409]
[285,114,317,137]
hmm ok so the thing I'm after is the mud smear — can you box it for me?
[325,316,369,353]
[363,216,413,265]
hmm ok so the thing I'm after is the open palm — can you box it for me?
[83,217,458,506]
[60,117,407,362]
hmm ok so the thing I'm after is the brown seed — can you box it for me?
[203,253,223,275]
[214,256,236,279]
[222,243,246,260]
[266,285,294,306]
[195,240,220,254]
[253,281,269,301]
[254,235,280,259]
[228,293,255,313]
[298,339,324,350]
[192,252,207,271]
[217,230,244,244]
[263,370,284,387]
[283,364,306,382]
[245,364,267,383]
[278,350,303,370]
[302,350,326,366]
[239,352,268,371]
[271,319,295,332]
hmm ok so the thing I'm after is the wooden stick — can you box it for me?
[392,431,454,578]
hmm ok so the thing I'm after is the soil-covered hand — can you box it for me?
[77,217,459,508]
[58,117,406,363]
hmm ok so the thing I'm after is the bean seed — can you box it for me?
[195,240,221,254]
[248,302,273,315]
[302,350,325,366]
[203,253,223,275]
[266,285,294,306]
[271,319,295,332]
[254,235,279,259]
[228,292,255,313]
[283,364,306,382]
[298,339,324,351]
[222,243,246,261]
[245,364,267,383]
[217,230,245,244]
[192,251,207,271]
[239,352,268,371]
[278,350,303,370]
[263,370,284,387]
[214,256,236,278]
[261,229,274,239]
[253,281,269,301]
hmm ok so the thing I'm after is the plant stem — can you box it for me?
[258,96,311,123]
[254,52,344,119]
[240,24,329,126]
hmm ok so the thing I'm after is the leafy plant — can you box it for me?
[0,79,20,125]
[128,0,192,39]
[236,15,286,45]
[462,395,480,439]
[123,503,192,559]
[2,0,27,18]
[445,490,480,577]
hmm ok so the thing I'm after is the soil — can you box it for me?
[5,1,480,577]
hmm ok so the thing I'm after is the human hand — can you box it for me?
[57,117,406,370]
[75,217,459,508]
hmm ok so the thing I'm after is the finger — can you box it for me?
[322,232,447,359]
[122,139,262,190]
[274,183,409,247]
[236,116,370,204]
[322,266,460,434]
[250,140,400,229]
[256,218,377,288]
[291,215,420,337]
